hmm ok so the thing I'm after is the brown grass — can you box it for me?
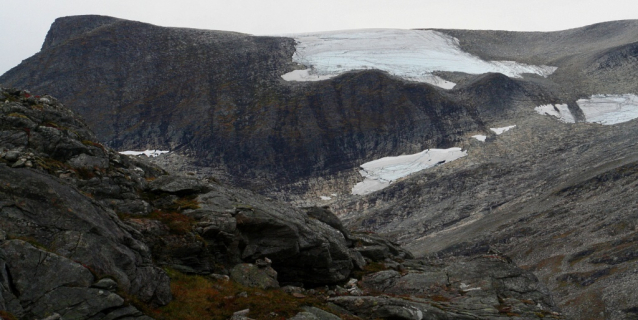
[147,210,195,235]
[151,269,324,320]
[0,310,18,320]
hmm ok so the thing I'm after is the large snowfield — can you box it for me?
[535,94,638,125]
[281,29,557,89]
[352,148,467,195]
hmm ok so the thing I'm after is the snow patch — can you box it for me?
[352,148,467,195]
[534,104,575,123]
[460,283,482,292]
[281,69,334,81]
[281,29,556,89]
[120,150,169,157]
[578,94,638,125]
[472,135,487,142]
[490,125,516,135]
[319,196,332,200]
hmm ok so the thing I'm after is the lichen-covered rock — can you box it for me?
[229,263,279,289]
[0,240,150,320]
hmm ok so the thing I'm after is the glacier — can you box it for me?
[281,29,557,89]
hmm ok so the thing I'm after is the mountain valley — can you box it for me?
[1,15,638,319]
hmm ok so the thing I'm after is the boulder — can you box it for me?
[229,263,279,289]
[148,175,211,194]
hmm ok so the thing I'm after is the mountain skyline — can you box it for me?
[2,0,638,75]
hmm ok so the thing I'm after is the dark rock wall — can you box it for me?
[0,15,519,196]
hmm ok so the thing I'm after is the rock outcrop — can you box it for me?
[0,88,167,318]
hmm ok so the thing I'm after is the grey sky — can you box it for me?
[1,0,637,76]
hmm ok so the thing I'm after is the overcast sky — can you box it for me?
[1,0,637,75]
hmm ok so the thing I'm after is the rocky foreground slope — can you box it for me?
[0,88,564,319]
[336,106,638,320]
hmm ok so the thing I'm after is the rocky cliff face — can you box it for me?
[0,15,563,202]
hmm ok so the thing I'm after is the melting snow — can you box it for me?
[578,94,638,125]
[281,69,334,81]
[352,148,467,195]
[472,135,487,142]
[534,104,575,123]
[120,150,169,157]
[490,125,516,135]
[535,94,638,125]
[281,29,556,89]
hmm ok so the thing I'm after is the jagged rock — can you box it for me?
[189,185,357,285]
[304,206,350,239]
[350,232,414,261]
